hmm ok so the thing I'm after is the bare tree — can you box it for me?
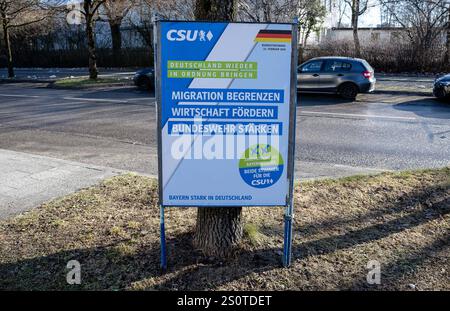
[153,0,195,19]
[296,0,327,47]
[336,0,349,28]
[128,0,195,48]
[380,0,399,26]
[195,0,236,21]
[127,0,153,48]
[237,0,292,22]
[345,0,370,58]
[380,0,449,70]
[444,1,450,68]
[235,0,326,61]
[236,0,326,48]
[0,0,55,78]
[79,0,106,79]
[193,0,242,258]
[102,0,135,61]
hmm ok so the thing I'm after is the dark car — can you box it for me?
[133,68,155,90]
[433,74,450,100]
[297,56,376,99]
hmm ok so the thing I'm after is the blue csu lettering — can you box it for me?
[251,178,274,187]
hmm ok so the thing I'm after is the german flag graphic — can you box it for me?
[255,29,292,43]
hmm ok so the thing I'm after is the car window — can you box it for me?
[324,61,352,72]
[301,61,323,73]
[361,60,374,71]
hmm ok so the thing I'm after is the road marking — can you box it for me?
[99,72,135,77]
[63,97,129,103]
[129,97,156,101]
[63,97,155,103]
[300,110,417,121]
[0,94,41,98]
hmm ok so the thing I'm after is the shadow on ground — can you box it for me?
[1,181,448,290]
[393,98,450,120]
[298,93,354,106]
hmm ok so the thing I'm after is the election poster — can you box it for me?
[156,21,297,207]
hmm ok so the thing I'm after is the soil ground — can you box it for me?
[0,168,448,290]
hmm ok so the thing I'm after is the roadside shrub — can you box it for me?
[303,39,448,74]
[8,47,153,68]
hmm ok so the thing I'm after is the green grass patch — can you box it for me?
[243,223,265,246]
[53,77,130,88]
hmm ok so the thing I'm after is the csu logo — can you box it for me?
[167,30,214,42]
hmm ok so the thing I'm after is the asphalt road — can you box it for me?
[0,83,449,179]
[0,67,437,86]
[0,68,136,81]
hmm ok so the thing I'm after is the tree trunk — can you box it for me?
[195,0,236,21]
[445,6,450,70]
[1,15,14,78]
[303,26,312,48]
[352,0,361,58]
[109,20,122,65]
[193,0,242,258]
[84,2,98,80]
[298,44,304,64]
[193,207,243,257]
[446,30,450,70]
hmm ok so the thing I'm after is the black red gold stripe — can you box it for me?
[255,29,292,43]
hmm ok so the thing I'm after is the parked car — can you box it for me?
[297,57,376,99]
[133,68,155,90]
[433,74,450,100]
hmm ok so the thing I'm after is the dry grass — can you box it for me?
[53,77,131,88]
[0,168,449,291]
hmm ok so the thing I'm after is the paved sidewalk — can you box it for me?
[0,148,388,220]
[0,149,123,219]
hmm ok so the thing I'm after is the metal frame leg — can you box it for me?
[160,205,167,271]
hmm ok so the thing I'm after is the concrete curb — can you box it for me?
[0,79,132,90]
[374,89,433,97]
[46,81,134,90]
[0,78,54,84]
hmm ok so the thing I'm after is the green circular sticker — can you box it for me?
[239,144,284,188]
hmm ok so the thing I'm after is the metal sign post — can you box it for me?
[283,18,299,268]
[153,15,168,271]
[154,20,298,270]
[160,205,167,271]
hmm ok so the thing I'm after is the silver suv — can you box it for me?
[297,57,376,99]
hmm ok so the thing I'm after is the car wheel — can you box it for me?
[338,83,359,100]
[433,89,448,100]
[137,76,152,90]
